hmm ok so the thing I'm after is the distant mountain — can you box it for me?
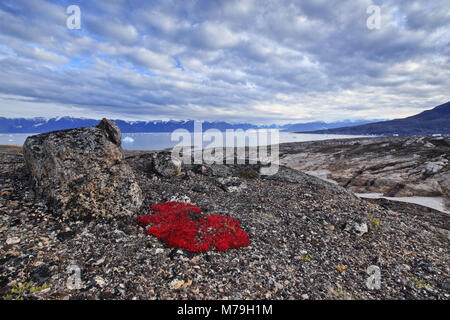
[0,117,261,133]
[300,101,450,136]
[0,117,100,133]
[0,116,378,134]
[282,120,382,132]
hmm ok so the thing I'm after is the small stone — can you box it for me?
[169,279,185,290]
[401,264,411,272]
[38,288,51,295]
[6,237,21,245]
[34,261,44,267]
[94,257,105,266]
[301,294,309,299]
[192,185,209,194]
[274,282,283,292]
[189,256,201,264]
[169,193,191,203]
[94,276,106,288]
[57,231,75,242]
[344,220,368,236]
[217,177,247,192]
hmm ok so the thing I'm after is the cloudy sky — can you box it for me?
[0,0,448,124]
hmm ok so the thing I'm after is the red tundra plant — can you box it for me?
[136,202,250,252]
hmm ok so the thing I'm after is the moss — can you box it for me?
[411,277,430,288]
[336,265,347,272]
[3,281,31,300]
[369,215,381,228]
[299,254,311,262]
[3,281,50,300]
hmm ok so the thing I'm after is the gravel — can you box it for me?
[0,145,449,300]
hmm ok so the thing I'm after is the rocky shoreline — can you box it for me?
[0,127,449,300]
[280,136,450,212]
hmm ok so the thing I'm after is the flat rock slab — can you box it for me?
[23,119,143,220]
[280,136,450,211]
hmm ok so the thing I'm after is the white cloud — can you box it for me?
[0,0,448,123]
[15,46,69,65]
[129,48,173,72]
[190,22,241,49]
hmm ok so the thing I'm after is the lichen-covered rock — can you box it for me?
[152,152,182,177]
[96,118,122,146]
[344,220,368,236]
[217,177,247,192]
[169,193,191,203]
[23,118,143,220]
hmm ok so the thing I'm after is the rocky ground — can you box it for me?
[280,136,450,211]
[0,144,449,300]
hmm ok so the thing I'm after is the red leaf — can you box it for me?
[136,202,250,252]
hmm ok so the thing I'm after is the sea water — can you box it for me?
[0,132,367,151]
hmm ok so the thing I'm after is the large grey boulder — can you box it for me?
[23,119,143,220]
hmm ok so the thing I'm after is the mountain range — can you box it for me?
[301,101,450,136]
[2,101,448,136]
[0,117,378,134]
